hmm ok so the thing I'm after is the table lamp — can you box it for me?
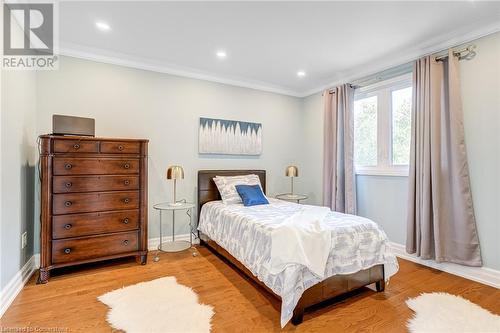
[167,165,184,206]
[285,165,298,196]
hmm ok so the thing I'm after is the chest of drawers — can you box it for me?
[38,135,148,283]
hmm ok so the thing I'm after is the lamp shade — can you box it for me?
[166,165,184,180]
[285,165,298,177]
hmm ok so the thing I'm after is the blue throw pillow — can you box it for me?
[235,184,269,207]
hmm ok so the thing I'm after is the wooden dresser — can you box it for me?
[38,135,148,283]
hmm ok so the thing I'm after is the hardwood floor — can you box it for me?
[2,246,499,332]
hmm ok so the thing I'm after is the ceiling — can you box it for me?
[59,1,500,97]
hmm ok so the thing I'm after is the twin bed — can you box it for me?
[197,170,398,327]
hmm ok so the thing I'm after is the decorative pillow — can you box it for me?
[213,174,263,204]
[235,185,269,207]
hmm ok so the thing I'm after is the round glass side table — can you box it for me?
[275,193,308,204]
[152,202,196,261]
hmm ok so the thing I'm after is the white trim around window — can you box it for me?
[355,166,409,177]
[354,73,412,177]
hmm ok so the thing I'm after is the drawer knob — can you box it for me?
[124,180,130,185]
[64,201,72,207]
[123,198,130,204]
[123,218,129,224]
[73,144,80,150]
[64,163,72,170]
[124,163,130,169]
[65,182,72,188]
[64,248,71,254]
[64,223,72,229]
[118,145,124,151]
[123,240,129,246]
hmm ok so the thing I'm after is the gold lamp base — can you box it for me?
[166,166,185,208]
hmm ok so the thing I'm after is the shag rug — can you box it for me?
[98,277,214,333]
[406,292,500,332]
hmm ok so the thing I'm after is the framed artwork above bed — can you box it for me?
[198,117,262,155]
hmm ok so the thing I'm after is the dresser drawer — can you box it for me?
[53,139,99,153]
[100,141,141,154]
[52,210,139,239]
[52,231,139,264]
[53,158,139,175]
[53,191,139,215]
[53,175,139,193]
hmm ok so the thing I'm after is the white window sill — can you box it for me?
[355,167,409,177]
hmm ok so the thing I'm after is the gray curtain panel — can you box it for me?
[406,50,482,266]
[322,84,356,214]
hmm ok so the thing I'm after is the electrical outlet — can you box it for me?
[21,231,27,249]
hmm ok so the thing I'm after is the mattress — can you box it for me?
[198,198,399,327]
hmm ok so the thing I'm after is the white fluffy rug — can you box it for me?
[406,292,500,333]
[98,277,214,333]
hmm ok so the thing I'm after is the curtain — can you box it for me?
[322,84,356,214]
[406,50,482,266]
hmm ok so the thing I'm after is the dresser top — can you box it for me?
[39,134,149,142]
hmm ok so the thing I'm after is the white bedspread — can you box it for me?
[266,205,331,278]
[198,199,399,327]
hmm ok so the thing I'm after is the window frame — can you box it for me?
[354,73,412,177]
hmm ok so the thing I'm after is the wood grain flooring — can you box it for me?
[2,246,499,332]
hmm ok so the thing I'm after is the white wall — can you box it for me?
[300,93,324,204]
[2,26,498,292]
[460,32,500,270]
[302,32,500,270]
[35,56,307,244]
[0,22,38,289]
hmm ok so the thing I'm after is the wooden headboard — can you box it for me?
[197,170,266,216]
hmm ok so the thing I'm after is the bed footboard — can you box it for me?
[199,233,385,325]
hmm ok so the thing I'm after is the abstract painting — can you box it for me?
[199,117,262,155]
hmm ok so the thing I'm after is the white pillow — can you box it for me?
[213,174,263,204]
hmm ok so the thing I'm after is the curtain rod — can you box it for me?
[435,44,476,62]
[325,44,477,94]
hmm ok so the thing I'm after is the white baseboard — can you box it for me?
[0,254,39,318]
[2,239,496,319]
[389,242,500,289]
[0,234,199,317]
[148,233,200,251]
[0,234,198,317]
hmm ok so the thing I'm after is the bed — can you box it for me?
[197,170,398,327]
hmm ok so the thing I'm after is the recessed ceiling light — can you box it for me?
[216,50,227,59]
[297,71,306,78]
[95,21,111,32]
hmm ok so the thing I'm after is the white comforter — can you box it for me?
[198,199,399,327]
[266,205,332,278]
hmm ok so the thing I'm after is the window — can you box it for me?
[354,96,377,166]
[353,74,412,176]
[391,87,412,165]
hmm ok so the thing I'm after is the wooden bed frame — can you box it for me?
[197,170,385,325]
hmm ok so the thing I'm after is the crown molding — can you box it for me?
[59,43,303,98]
[300,21,500,97]
[58,22,500,99]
